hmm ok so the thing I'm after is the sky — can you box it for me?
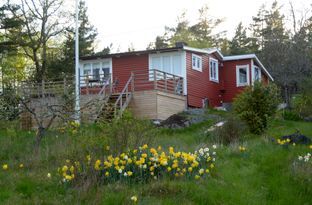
[84,0,311,52]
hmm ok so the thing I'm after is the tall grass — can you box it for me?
[0,115,311,204]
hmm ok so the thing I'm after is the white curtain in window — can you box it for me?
[172,55,182,76]
[163,56,171,73]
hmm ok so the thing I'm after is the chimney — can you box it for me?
[175,42,188,48]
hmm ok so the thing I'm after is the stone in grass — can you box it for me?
[280,131,311,145]
[160,114,190,129]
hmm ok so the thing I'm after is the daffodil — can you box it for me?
[131,196,138,203]
[127,171,133,176]
[62,165,68,172]
[2,164,8,170]
[199,168,204,175]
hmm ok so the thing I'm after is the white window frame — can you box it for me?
[209,57,219,83]
[236,64,250,87]
[192,54,202,72]
[79,58,113,86]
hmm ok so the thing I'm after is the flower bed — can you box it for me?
[58,144,217,184]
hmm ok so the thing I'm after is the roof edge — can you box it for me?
[224,54,274,81]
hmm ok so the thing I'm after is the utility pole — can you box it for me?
[75,0,80,123]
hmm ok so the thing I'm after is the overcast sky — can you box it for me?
[84,0,311,52]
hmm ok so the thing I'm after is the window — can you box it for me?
[192,54,202,71]
[236,65,250,87]
[83,64,91,76]
[80,60,112,83]
[150,53,182,76]
[92,63,101,80]
[253,66,261,82]
[102,62,110,78]
[209,58,219,82]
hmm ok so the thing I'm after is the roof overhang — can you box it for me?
[182,46,224,60]
[223,54,274,81]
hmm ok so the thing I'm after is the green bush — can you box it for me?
[292,78,312,118]
[282,110,302,121]
[0,88,20,121]
[233,82,280,134]
[99,111,157,154]
[211,116,247,145]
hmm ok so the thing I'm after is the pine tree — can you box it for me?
[47,0,97,78]
[229,22,252,55]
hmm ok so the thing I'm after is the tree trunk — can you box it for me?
[34,126,45,154]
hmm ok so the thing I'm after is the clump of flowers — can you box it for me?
[58,160,80,182]
[2,164,8,170]
[298,153,311,163]
[277,138,291,145]
[239,146,246,152]
[58,144,217,184]
[130,196,138,203]
[57,121,80,135]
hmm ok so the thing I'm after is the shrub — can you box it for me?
[0,87,20,121]
[233,82,280,134]
[292,78,312,118]
[99,111,157,154]
[282,110,302,121]
[211,116,247,145]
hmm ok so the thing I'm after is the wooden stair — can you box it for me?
[96,93,127,122]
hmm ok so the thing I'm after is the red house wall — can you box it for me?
[261,72,269,85]
[186,52,223,107]
[112,54,149,92]
[221,59,252,103]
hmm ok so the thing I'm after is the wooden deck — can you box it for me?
[19,69,187,129]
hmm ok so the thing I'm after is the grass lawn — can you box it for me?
[0,114,311,204]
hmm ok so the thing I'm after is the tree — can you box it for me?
[151,6,224,50]
[3,0,67,82]
[0,3,27,89]
[229,22,253,55]
[189,5,224,48]
[47,0,97,78]
[251,1,312,106]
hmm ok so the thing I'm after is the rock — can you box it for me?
[206,121,226,132]
[303,116,312,122]
[160,114,189,129]
[280,131,311,145]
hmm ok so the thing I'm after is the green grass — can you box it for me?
[0,115,311,204]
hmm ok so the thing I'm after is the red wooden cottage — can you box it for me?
[79,43,273,120]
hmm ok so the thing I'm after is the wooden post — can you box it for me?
[173,76,176,94]
[131,72,134,92]
[153,69,157,90]
[164,73,167,93]
[181,77,184,95]
[86,75,89,95]
[42,80,45,98]
[63,77,67,94]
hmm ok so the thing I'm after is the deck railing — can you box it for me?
[19,78,74,98]
[114,73,134,118]
[132,69,184,95]
[79,74,111,94]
